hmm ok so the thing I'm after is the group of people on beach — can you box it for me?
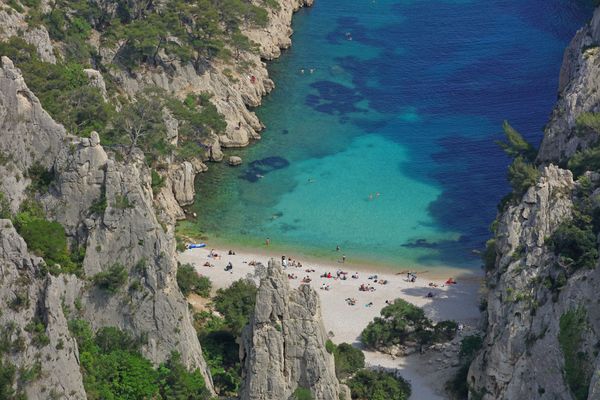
[281,255,303,269]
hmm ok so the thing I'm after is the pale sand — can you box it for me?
[178,246,482,400]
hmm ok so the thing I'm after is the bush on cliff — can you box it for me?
[567,145,600,178]
[14,201,83,276]
[177,263,212,297]
[361,299,457,349]
[92,263,128,293]
[69,319,211,400]
[495,121,540,198]
[559,308,592,400]
[326,341,365,379]
[347,369,411,400]
[193,311,241,396]
[213,279,257,336]
[548,209,598,271]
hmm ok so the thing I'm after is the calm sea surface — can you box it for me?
[184,0,593,271]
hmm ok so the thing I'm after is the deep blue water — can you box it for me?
[185,0,593,271]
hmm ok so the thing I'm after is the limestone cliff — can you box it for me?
[469,7,600,399]
[240,259,345,400]
[0,220,86,400]
[0,56,214,396]
[537,8,600,163]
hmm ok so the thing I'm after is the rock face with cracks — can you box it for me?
[240,259,345,400]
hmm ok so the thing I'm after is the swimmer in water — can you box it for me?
[300,69,305,74]
[309,68,315,74]
[369,194,373,201]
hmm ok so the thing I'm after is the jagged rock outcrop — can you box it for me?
[471,7,600,399]
[468,166,584,399]
[239,259,344,400]
[0,220,87,399]
[0,57,67,211]
[537,8,600,163]
[0,56,215,394]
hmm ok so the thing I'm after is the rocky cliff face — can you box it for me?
[0,55,214,395]
[468,166,582,399]
[0,220,87,400]
[470,7,600,399]
[537,8,600,163]
[240,259,346,400]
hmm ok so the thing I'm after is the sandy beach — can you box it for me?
[178,246,482,399]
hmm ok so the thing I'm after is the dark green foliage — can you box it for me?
[459,335,483,360]
[0,359,24,400]
[177,263,212,297]
[213,279,257,336]
[361,299,456,349]
[559,308,592,400]
[92,263,128,293]
[446,335,483,399]
[69,319,210,400]
[0,39,112,136]
[151,169,165,195]
[496,121,537,161]
[13,207,83,276]
[482,239,496,271]
[575,112,600,134]
[495,121,539,198]
[24,320,50,348]
[27,163,55,194]
[507,156,540,197]
[167,92,227,146]
[194,311,241,396]
[89,186,107,215]
[347,369,411,400]
[548,210,598,271]
[568,146,600,178]
[331,342,365,379]
[0,192,11,219]
[433,320,459,342]
[293,387,313,400]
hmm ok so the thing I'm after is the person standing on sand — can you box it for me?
[342,255,346,263]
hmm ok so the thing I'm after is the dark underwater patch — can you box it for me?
[239,156,291,182]
[305,81,366,115]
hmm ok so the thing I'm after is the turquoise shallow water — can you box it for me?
[185,0,593,270]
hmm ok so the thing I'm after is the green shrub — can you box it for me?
[0,359,22,400]
[177,263,211,297]
[333,343,365,379]
[325,339,335,354]
[559,308,592,400]
[151,169,165,195]
[568,145,600,178]
[361,299,454,349]
[213,279,257,336]
[92,263,128,293]
[69,319,210,400]
[194,311,241,396]
[347,369,411,400]
[293,387,313,400]
[575,112,600,134]
[482,239,496,271]
[27,163,55,193]
[548,219,598,271]
[507,157,540,197]
[13,210,82,275]
[496,121,537,161]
